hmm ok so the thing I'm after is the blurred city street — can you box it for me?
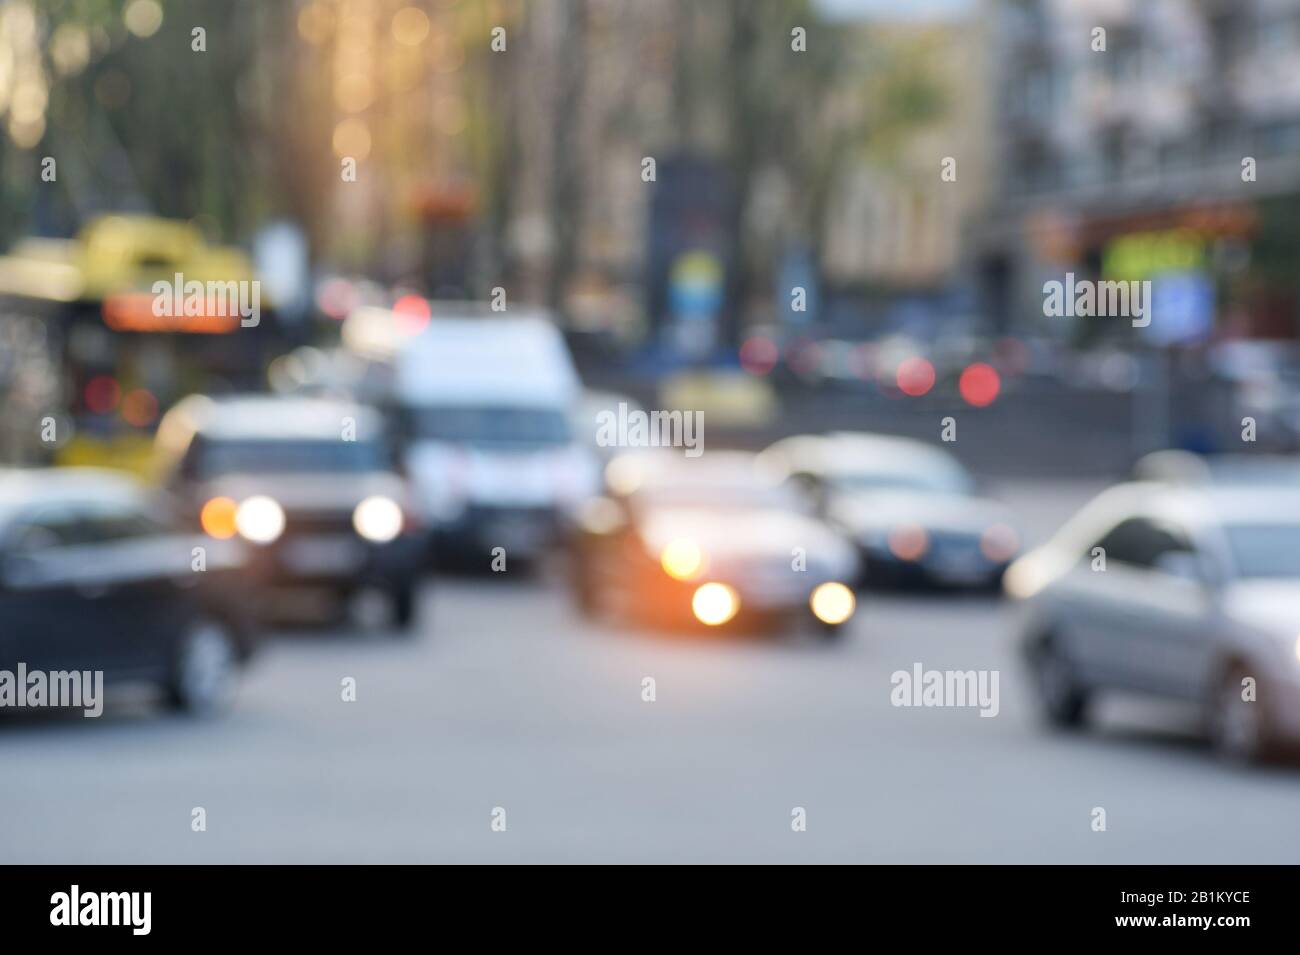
[5,477,1299,865]
[5,0,1300,871]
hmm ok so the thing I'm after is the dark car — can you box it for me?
[568,450,859,636]
[154,394,428,630]
[0,468,255,714]
[758,432,1019,591]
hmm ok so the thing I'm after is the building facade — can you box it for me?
[981,0,1300,340]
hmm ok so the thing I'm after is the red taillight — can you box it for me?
[960,363,1001,407]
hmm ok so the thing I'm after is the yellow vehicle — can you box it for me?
[0,215,279,475]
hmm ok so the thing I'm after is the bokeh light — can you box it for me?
[332,118,371,160]
[959,363,1001,407]
[692,583,739,626]
[660,539,704,581]
[335,74,374,113]
[810,582,856,625]
[392,7,430,46]
[393,294,431,334]
[739,336,779,376]
[199,497,238,539]
[121,388,159,427]
[896,357,936,397]
[123,0,164,39]
[84,376,121,414]
[297,3,334,45]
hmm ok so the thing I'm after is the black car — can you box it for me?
[758,432,1020,591]
[153,394,428,630]
[0,468,255,714]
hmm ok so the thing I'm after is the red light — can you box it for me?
[84,376,120,414]
[896,357,935,397]
[739,336,779,376]
[960,362,1001,407]
[121,388,159,427]
[393,294,431,334]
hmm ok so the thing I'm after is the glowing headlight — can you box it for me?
[235,496,285,544]
[1293,635,1300,663]
[692,582,739,626]
[810,581,856,625]
[353,495,404,542]
[200,496,238,539]
[661,539,704,581]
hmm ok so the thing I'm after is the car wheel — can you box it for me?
[1030,635,1088,728]
[1208,666,1274,764]
[168,619,238,715]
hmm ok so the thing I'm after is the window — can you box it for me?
[6,507,94,553]
[1223,523,1300,579]
[410,406,572,447]
[1092,517,1192,569]
[194,437,392,476]
[79,502,171,543]
[6,498,171,554]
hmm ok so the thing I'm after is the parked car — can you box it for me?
[153,394,427,630]
[758,432,1018,590]
[0,468,255,714]
[1005,479,1300,762]
[567,450,859,636]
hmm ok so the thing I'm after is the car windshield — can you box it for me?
[411,406,572,447]
[1224,523,1300,579]
[198,439,389,477]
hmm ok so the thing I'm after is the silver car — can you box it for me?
[1006,480,1300,762]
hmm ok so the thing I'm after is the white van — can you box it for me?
[381,311,599,559]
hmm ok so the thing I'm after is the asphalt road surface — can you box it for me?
[4,480,1299,863]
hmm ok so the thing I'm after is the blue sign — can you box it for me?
[1145,272,1214,346]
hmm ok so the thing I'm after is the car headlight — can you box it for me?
[661,539,704,580]
[810,581,855,625]
[1293,635,1300,663]
[235,496,285,544]
[353,496,404,543]
[692,582,739,626]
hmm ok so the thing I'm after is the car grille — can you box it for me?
[926,531,985,562]
[282,511,355,536]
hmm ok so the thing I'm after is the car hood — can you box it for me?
[198,471,412,514]
[828,490,1012,537]
[1222,579,1300,635]
[639,506,856,569]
